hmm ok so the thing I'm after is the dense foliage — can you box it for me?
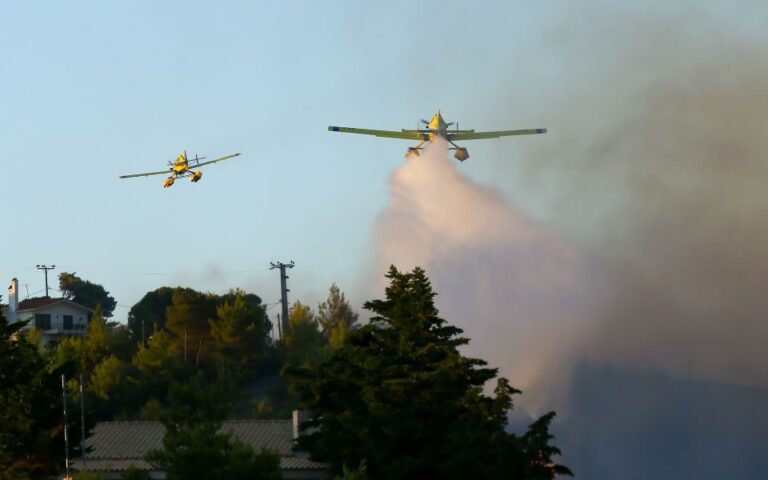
[317,284,359,348]
[0,299,83,479]
[59,272,117,318]
[2,270,571,479]
[288,266,572,479]
[146,374,281,480]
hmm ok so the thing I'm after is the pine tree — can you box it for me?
[281,301,326,368]
[288,266,571,479]
[209,290,270,370]
[58,272,117,318]
[317,284,359,339]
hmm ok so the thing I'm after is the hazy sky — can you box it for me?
[1,1,759,317]
[0,1,565,315]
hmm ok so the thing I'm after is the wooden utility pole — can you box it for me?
[61,375,70,479]
[79,373,86,471]
[270,261,294,341]
[36,264,55,297]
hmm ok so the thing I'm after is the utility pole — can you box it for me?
[270,261,294,341]
[36,264,55,297]
[61,374,70,480]
[79,373,86,471]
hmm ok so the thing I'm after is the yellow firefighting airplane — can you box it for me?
[329,111,546,161]
[119,150,240,188]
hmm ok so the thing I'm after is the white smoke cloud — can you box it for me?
[373,139,601,405]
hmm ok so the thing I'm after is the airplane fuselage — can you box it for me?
[427,111,449,140]
[171,153,189,175]
[171,162,188,175]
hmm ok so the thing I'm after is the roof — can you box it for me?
[73,420,328,473]
[17,297,93,313]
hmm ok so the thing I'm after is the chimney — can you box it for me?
[7,278,18,323]
[292,410,308,440]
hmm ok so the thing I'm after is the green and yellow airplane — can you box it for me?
[119,150,240,188]
[328,111,546,161]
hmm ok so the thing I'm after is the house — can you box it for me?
[71,415,329,479]
[5,278,92,346]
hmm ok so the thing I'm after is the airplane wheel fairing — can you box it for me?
[454,148,469,162]
[191,171,203,183]
[405,148,420,158]
[163,177,175,188]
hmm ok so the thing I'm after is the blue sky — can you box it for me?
[0,0,758,320]
[0,1,561,317]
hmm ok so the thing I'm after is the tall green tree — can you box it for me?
[127,287,175,344]
[317,284,359,341]
[0,299,75,478]
[518,412,574,479]
[209,289,270,370]
[146,374,281,480]
[131,330,180,400]
[282,301,326,368]
[90,355,128,400]
[58,272,117,318]
[288,266,571,480]
[165,289,218,368]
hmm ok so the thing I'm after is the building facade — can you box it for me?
[5,278,92,346]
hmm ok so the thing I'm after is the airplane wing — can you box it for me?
[119,169,171,179]
[450,128,547,141]
[328,126,426,140]
[191,152,241,168]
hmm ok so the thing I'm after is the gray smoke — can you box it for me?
[499,5,768,388]
[371,10,768,473]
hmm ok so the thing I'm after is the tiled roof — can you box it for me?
[18,297,64,310]
[74,420,327,473]
[71,457,325,472]
[17,297,93,312]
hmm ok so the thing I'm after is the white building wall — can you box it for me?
[6,278,18,323]
[16,301,91,346]
[17,303,89,331]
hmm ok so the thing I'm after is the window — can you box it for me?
[63,315,73,330]
[34,313,51,330]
